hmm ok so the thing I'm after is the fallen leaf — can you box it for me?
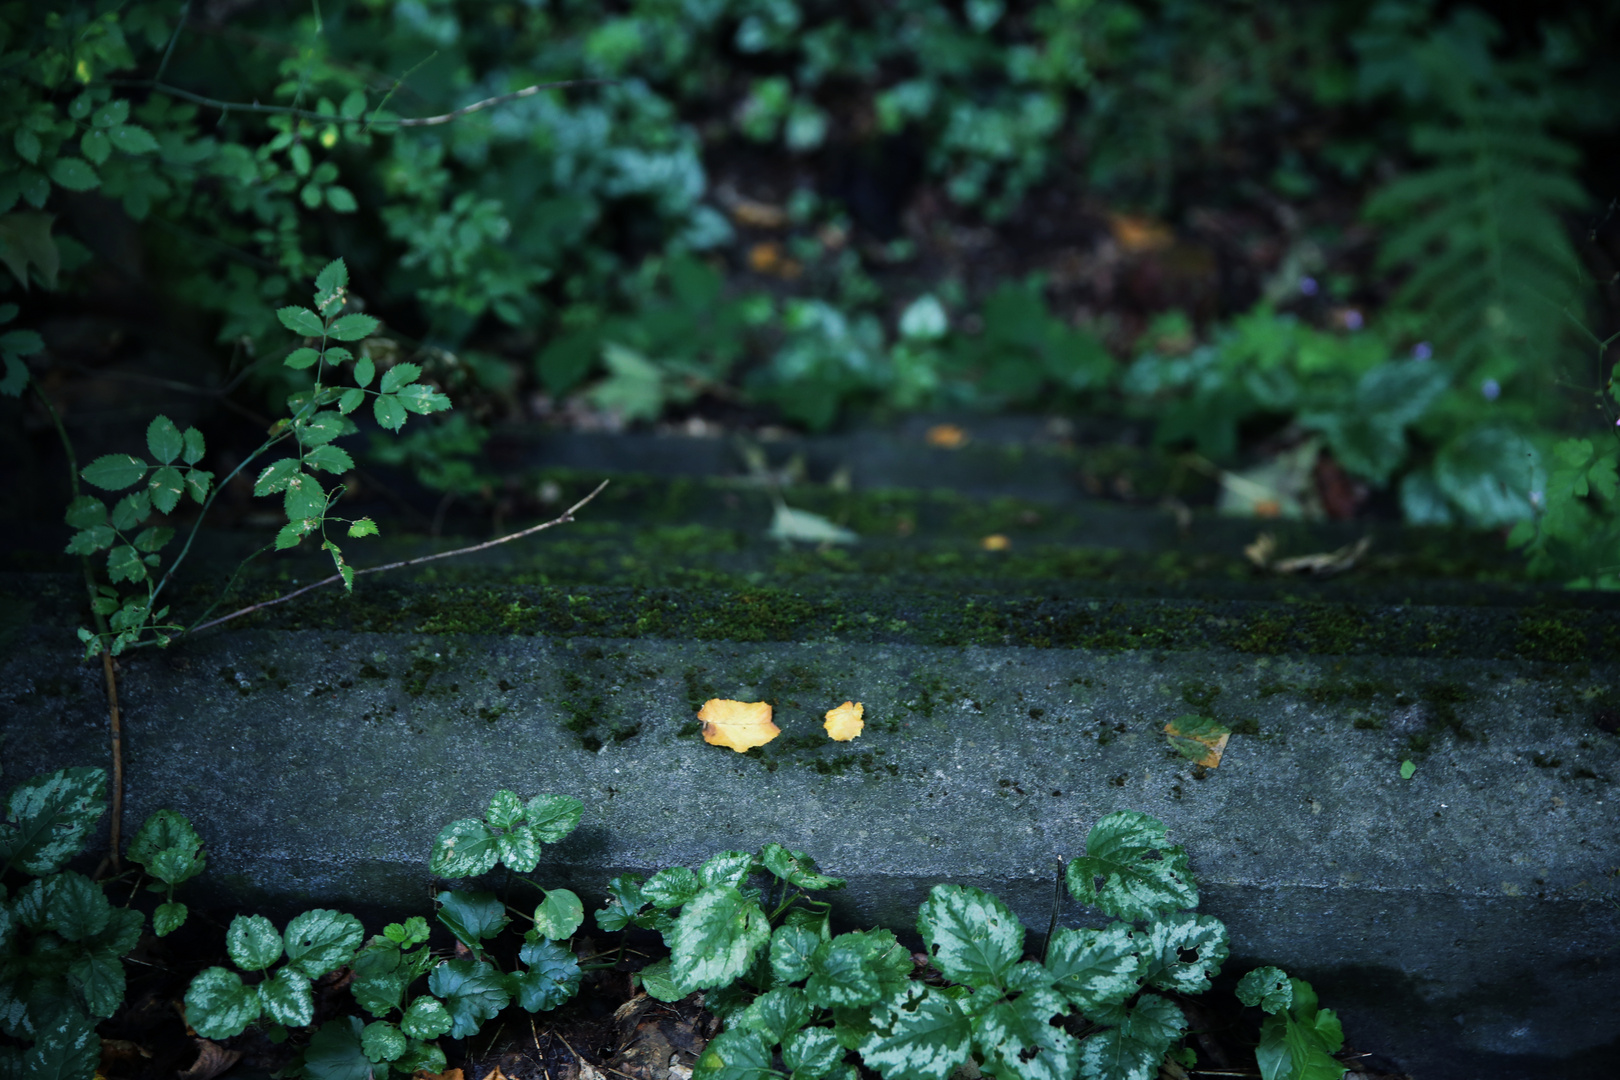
[699,699,779,752]
[768,502,858,544]
[926,424,968,448]
[1272,536,1370,576]
[824,701,864,741]
[1243,532,1277,569]
[417,1069,464,1080]
[1107,213,1174,254]
[730,198,787,228]
[480,1068,509,1080]
[179,1040,240,1080]
[1164,715,1231,768]
[746,242,801,278]
[980,534,1010,551]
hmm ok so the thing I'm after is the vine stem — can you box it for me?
[28,376,123,871]
[185,479,609,637]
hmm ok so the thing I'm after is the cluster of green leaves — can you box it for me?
[183,789,586,1080]
[1235,968,1347,1080]
[1122,307,1447,481]
[0,768,204,1080]
[606,812,1342,1080]
[42,258,446,656]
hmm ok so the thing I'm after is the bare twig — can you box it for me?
[186,480,609,636]
[129,78,615,128]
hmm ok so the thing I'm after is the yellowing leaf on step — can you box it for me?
[1164,714,1231,768]
[699,699,779,752]
[824,701,864,741]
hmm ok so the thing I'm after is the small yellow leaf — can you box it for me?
[824,701,864,742]
[699,699,779,752]
[980,534,1010,551]
[926,424,968,448]
[1163,716,1231,769]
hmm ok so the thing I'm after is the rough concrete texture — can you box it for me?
[3,621,1616,1080]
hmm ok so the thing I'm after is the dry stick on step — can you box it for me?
[187,479,609,636]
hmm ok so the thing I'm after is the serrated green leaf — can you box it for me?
[347,517,378,538]
[859,982,971,1080]
[315,258,348,296]
[525,794,583,842]
[971,984,1077,1080]
[227,913,283,971]
[361,1020,407,1063]
[146,416,183,464]
[597,875,648,933]
[184,469,213,503]
[107,544,145,581]
[636,957,690,1002]
[761,843,846,891]
[698,850,757,889]
[297,411,347,448]
[185,967,260,1039]
[428,958,510,1039]
[132,525,173,553]
[0,766,106,876]
[153,902,188,937]
[534,889,584,939]
[374,394,406,432]
[110,490,152,530]
[807,929,913,1009]
[739,987,813,1046]
[1066,812,1198,921]
[784,1026,843,1079]
[1138,913,1227,995]
[24,1007,99,1080]
[437,890,509,949]
[497,826,540,873]
[303,444,354,475]
[82,454,146,491]
[380,362,422,394]
[63,496,106,529]
[353,355,376,388]
[65,527,114,556]
[400,995,453,1039]
[1044,923,1145,1011]
[148,465,184,514]
[253,458,301,496]
[285,347,321,370]
[693,1027,775,1080]
[283,472,327,523]
[486,790,525,829]
[512,937,582,1012]
[327,314,380,341]
[48,157,100,191]
[305,1017,374,1080]
[1236,967,1292,1014]
[669,885,771,990]
[766,923,818,985]
[431,818,500,878]
[338,387,366,414]
[69,949,126,1018]
[276,520,314,550]
[278,306,324,337]
[42,871,110,941]
[258,969,314,1027]
[284,909,363,979]
[396,384,452,415]
[644,866,704,910]
[917,884,1022,990]
[1078,994,1186,1080]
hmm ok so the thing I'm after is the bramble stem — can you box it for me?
[185,480,609,637]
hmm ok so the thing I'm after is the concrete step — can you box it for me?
[1,444,1616,1080]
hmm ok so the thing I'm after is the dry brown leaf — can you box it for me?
[926,424,968,448]
[1108,213,1174,254]
[699,699,779,752]
[1163,718,1230,769]
[479,1068,509,1080]
[730,199,788,228]
[416,1069,465,1080]
[980,534,1010,551]
[1247,532,1371,576]
[824,701,864,742]
[179,1040,241,1080]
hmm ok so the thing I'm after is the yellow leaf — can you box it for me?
[1163,716,1231,769]
[980,534,1010,551]
[926,424,968,448]
[824,701,864,742]
[699,699,779,752]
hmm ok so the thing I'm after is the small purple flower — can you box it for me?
[1299,276,1319,296]
[1481,379,1500,401]
[1412,341,1433,360]
[1343,309,1363,331]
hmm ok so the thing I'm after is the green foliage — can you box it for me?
[634,812,1293,1080]
[183,789,586,1080]
[1239,971,1346,1080]
[126,809,205,937]
[0,770,204,1080]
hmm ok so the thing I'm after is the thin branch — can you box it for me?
[126,77,615,128]
[152,0,192,87]
[186,479,608,636]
